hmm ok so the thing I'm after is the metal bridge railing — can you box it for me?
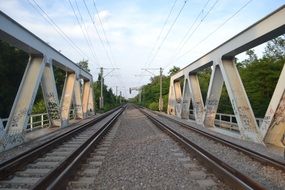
[189,109,263,132]
[1,109,77,132]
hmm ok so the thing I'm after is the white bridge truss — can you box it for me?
[0,11,95,150]
[167,6,285,147]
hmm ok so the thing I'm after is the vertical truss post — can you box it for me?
[60,73,76,127]
[41,61,61,126]
[73,79,83,119]
[82,80,91,118]
[174,80,182,117]
[260,63,285,147]
[204,64,224,127]
[2,56,46,149]
[181,77,191,119]
[189,74,204,124]
[219,58,262,143]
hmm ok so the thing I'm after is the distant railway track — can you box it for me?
[138,107,269,190]
[0,105,125,189]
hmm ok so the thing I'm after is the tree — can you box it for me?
[168,66,180,76]
[78,59,90,72]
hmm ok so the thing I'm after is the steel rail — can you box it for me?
[0,106,122,179]
[32,105,126,189]
[139,107,266,190]
[150,108,285,171]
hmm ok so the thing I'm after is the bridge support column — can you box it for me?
[204,65,224,127]
[181,77,191,119]
[82,81,91,118]
[73,79,83,119]
[60,73,76,127]
[41,62,61,127]
[167,79,176,115]
[87,84,95,116]
[219,58,262,143]
[2,56,46,149]
[260,63,285,147]
[189,74,204,124]
[174,81,182,117]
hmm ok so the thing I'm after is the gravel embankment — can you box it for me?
[95,106,228,189]
[147,110,285,189]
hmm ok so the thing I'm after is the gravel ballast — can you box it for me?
[146,109,285,189]
[95,106,228,189]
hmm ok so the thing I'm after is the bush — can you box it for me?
[148,102,159,111]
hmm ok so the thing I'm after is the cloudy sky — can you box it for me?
[0,0,284,98]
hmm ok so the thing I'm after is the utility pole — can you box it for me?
[98,67,119,109]
[159,67,163,111]
[99,67,104,109]
[141,68,164,111]
[116,86,118,103]
[120,91,122,104]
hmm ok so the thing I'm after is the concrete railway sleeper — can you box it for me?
[151,109,285,172]
[138,107,266,190]
[46,105,230,189]
[0,106,125,189]
[141,107,285,189]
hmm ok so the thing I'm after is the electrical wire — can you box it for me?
[27,0,89,59]
[67,0,101,67]
[146,0,190,68]
[163,0,253,69]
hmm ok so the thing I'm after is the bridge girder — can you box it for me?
[0,11,95,150]
[168,5,285,147]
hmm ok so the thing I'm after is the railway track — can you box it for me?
[138,106,285,189]
[138,107,267,190]
[150,108,285,171]
[58,105,229,189]
[0,106,125,189]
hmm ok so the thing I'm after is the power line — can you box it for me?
[176,0,218,53]
[144,0,178,67]
[146,0,190,68]
[27,0,89,60]
[91,0,127,92]
[163,0,253,69]
[67,0,101,67]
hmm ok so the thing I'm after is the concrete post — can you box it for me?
[41,62,61,126]
[60,73,76,127]
[181,77,191,119]
[99,67,104,109]
[159,67,163,111]
[189,74,204,124]
[82,81,91,118]
[204,65,224,127]
[219,58,262,143]
[73,79,83,119]
[4,56,46,149]
[260,63,285,147]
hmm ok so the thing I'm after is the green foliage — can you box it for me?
[78,59,90,72]
[0,41,28,118]
[149,102,159,111]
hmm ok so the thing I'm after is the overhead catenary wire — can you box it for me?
[27,0,89,60]
[91,0,127,91]
[176,0,218,53]
[146,0,190,68]
[163,0,253,70]
[67,0,101,67]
